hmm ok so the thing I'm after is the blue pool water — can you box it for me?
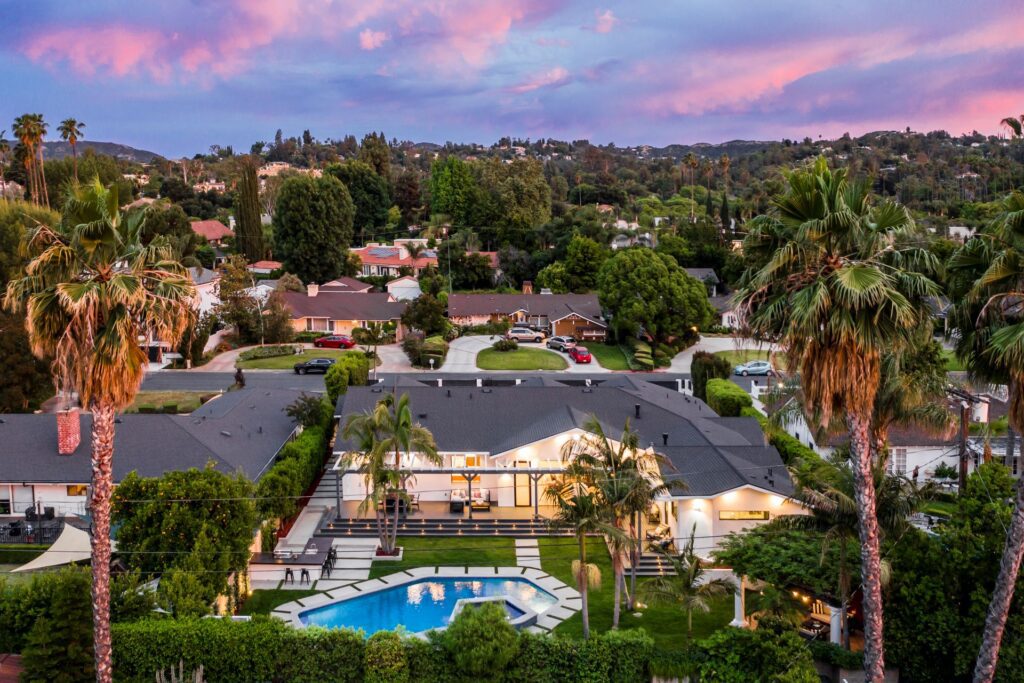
[299,577,558,634]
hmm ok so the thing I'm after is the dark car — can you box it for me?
[314,335,356,349]
[294,358,336,374]
[568,346,592,364]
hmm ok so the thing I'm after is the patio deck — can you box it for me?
[331,500,559,521]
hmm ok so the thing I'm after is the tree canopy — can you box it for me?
[273,174,354,283]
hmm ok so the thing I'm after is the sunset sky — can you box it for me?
[3,0,1023,157]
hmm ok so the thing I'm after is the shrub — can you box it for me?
[237,344,299,361]
[294,331,323,343]
[808,640,864,670]
[492,338,519,352]
[0,567,93,656]
[691,350,732,400]
[740,408,819,467]
[705,378,753,417]
[325,353,371,403]
[402,332,449,368]
[162,403,178,413]
[934,462,958,480]
[325,364,351,404]
[623,338,654,371]
[20,568,95,682]
[366,631,409,683]
[443,602,518,680]
[137,404,156,414]
[692,627,818,683]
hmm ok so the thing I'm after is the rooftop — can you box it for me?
[446,293,604,324]
[280,291,406,321]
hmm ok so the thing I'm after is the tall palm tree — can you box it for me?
[58,118,86,182]
[948,190,1024,683]
[4,179,194,683]
[341,399,400,552]
[345,393,438,553]
[1001,115,1023,138]
[642,526,734,640]
[777,453,932,648]
[734,157,940,681]
[12,115,39,204]
[29,114,49,208]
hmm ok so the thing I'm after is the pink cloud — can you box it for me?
[593,9,618,34]
[22,26,172,80]
[508,66,571,93]
[359,28,389,50]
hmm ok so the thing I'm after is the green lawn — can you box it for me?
[476,347,569,371]
[368,536,517,579]
[126,391,211,413]
[586,344,630,371]
[538,537,731,650]
[713,349,772,366]
[239,588,319,615]
[236,349,363,370]
[923,500,957,518]
[941,349,965,372]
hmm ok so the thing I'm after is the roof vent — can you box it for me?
[220,430,232,437]
[418,413,428,419]
[582,388,593,393]
[635,404,641,419]
[662,433,669,446]
[481,388,492,394]
[447,389,451,398]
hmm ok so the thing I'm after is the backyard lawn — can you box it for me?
[476,347,569,371]
[586,344,630,371]
[240,588,319,615]
[236,349,364,370]
[538,537,731,649]
[126,391,211,413]
[0,545,49,586]
[368,536,517,579]
[941,349,965,372]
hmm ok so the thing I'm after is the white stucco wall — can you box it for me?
[672,487,804,556]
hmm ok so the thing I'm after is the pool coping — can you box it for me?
[271,565,580,636]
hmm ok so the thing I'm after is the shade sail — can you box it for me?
[11,524,113,572]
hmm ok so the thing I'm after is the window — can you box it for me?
[451,455,481,483]
[67,485,87,497]
[892,448,907,474]
[718,510,770,521]
[305,318,330,332]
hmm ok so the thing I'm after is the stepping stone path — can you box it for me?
[314,538,376,591]
[515,539,542,569]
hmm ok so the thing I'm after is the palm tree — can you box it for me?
[4,179,194,683]
[58,118,86,182]
[734,157,940,681]
[948,190,1024,683]
[341,399,400,553]
[642,526,734,640]
[29,114,49,208]
[684,152,698,223]
[777,453,931,648]
[13,115,39,204]
[1001,115,1023,138]
[344,393,439,553]
[353,321,390,381]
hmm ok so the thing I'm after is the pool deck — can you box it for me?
[271,565,582,636]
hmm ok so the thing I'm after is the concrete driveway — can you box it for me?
[668,336,778,373]
[440,335,611,373]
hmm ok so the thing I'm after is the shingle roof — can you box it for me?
[190,220,234,242]
[447,294,605,324]
[334,378,791,497]
[188,267,220,286]
[684,268,720,284]
[319,277,373,293]
[280,292,406,321]
[0,388,305,484]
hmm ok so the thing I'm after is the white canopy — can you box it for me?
[12,524,113,572]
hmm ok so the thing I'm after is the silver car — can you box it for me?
[546,335,577,352]
[733,360,774,376]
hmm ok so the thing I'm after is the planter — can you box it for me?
[374,546,404,561]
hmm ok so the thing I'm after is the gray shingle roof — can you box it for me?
[684,268,720,284]
[446,293,605,324]
[0,388,305,484]
[334,378,791,497]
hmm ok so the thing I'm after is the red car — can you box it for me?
[569,346,592,364]
[313,335,355,349]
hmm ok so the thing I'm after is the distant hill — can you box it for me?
[41,140,164,164]
[650,140,776,160]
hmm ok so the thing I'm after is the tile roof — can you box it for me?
[190,219,234,242]
[446,293,605,324]
[334,377,791,497]
[0,388,305,484]
[280,291,406,321]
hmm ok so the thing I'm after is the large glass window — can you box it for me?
[892,448,907,474]
[451,455,481,483]
[718,510,770,520]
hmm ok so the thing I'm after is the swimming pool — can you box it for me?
[299,577,558,635]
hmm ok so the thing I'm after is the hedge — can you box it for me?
[256,421,330,521]
[691,350,731,401]
[623,338,654,371]
[324,353,372,403]
[740,407,818,466]
[401,332,449,368]
[705,378,753,417]
[492,338,518,352]
[237,345,299,361]
[809,640,865,670]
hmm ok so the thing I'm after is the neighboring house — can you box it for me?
[610,232,655,250]
[280,287,406,338]
[351,240,438,277]
[684,268,720,297]
[188,267,221,315]
[247,260,282,275]
[949,225,974,241]
[317,276,373,294]
[0,389,304,517]
[386,276,422,301]
[193,181,226,193]
[190,219,234,246]
[333,376,802,555]
[447,293,607,340]
[1,180,26,199]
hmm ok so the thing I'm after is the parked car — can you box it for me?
[734,360,774,376]
[313,335,355,349]
[546,335,577,352]
[294,358,336,374]
[568,346,592,364]
[507,327,545,343]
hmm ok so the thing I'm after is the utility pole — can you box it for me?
[947,387,984,496]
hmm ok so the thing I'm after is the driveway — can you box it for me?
[439,335,494,372]
[668,336,777,373]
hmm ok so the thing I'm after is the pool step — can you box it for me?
[318,517,571,538]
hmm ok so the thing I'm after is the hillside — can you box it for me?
[41,140,164,163]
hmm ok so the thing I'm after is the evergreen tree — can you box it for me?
[20,569,95,683]
[720,193,731,231]
[704,190,714,223]
[273,175,354,283]
[234,155,266,261]
[358,131,390,178]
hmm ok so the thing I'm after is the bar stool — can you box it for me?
[283,568,294,585]
[300,568,311,585]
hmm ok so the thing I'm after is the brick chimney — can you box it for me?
[57,407,81,455]
[306,283,319,297]
[522,280,533,295]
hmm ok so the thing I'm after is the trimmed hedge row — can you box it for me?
[324,353,372,403]
[691,350,731,401]
[739,407,817,466]
[256,422,329,521]
[624,338,654,371]
[237,345,299,361]
[706,378,753,417]
[109,618,655,683]
[402,332,449,368]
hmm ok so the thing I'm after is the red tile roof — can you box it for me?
[190,220,234,242]
[248,260,282,270]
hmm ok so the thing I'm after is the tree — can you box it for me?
[694,627,819,683]
[138,203,201,265]
[176,311,214,368]
[443,602,519,680]
[393,170,422,225]
[562,235,607,292]
[691,350,731,401]
[58,118,86,182]
[535,261,570,293]
[275,272,305,292]
[719,193,730,231]
[684,152,698,223]
[353,321,390,380]
[643,527,733,640]
[430,157,476,225]
[0,130,10,187]
[19,567,95,683]
[342,394,439,554]
[597,248,714,344]
[734,157,940,680]
[273,174,354,284]
[286,393,330,428]
[655,234,694,267]
[13,113,49,207]
[326,161,390,243]
[400,294,446,336]
[1001,114,1023,138]
[358,131,390,178]
[235,155,266,261]
[948,189,1024,683]
[215,255,261,342]
[4,179,194,683]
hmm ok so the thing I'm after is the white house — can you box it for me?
[386,276,422,301]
